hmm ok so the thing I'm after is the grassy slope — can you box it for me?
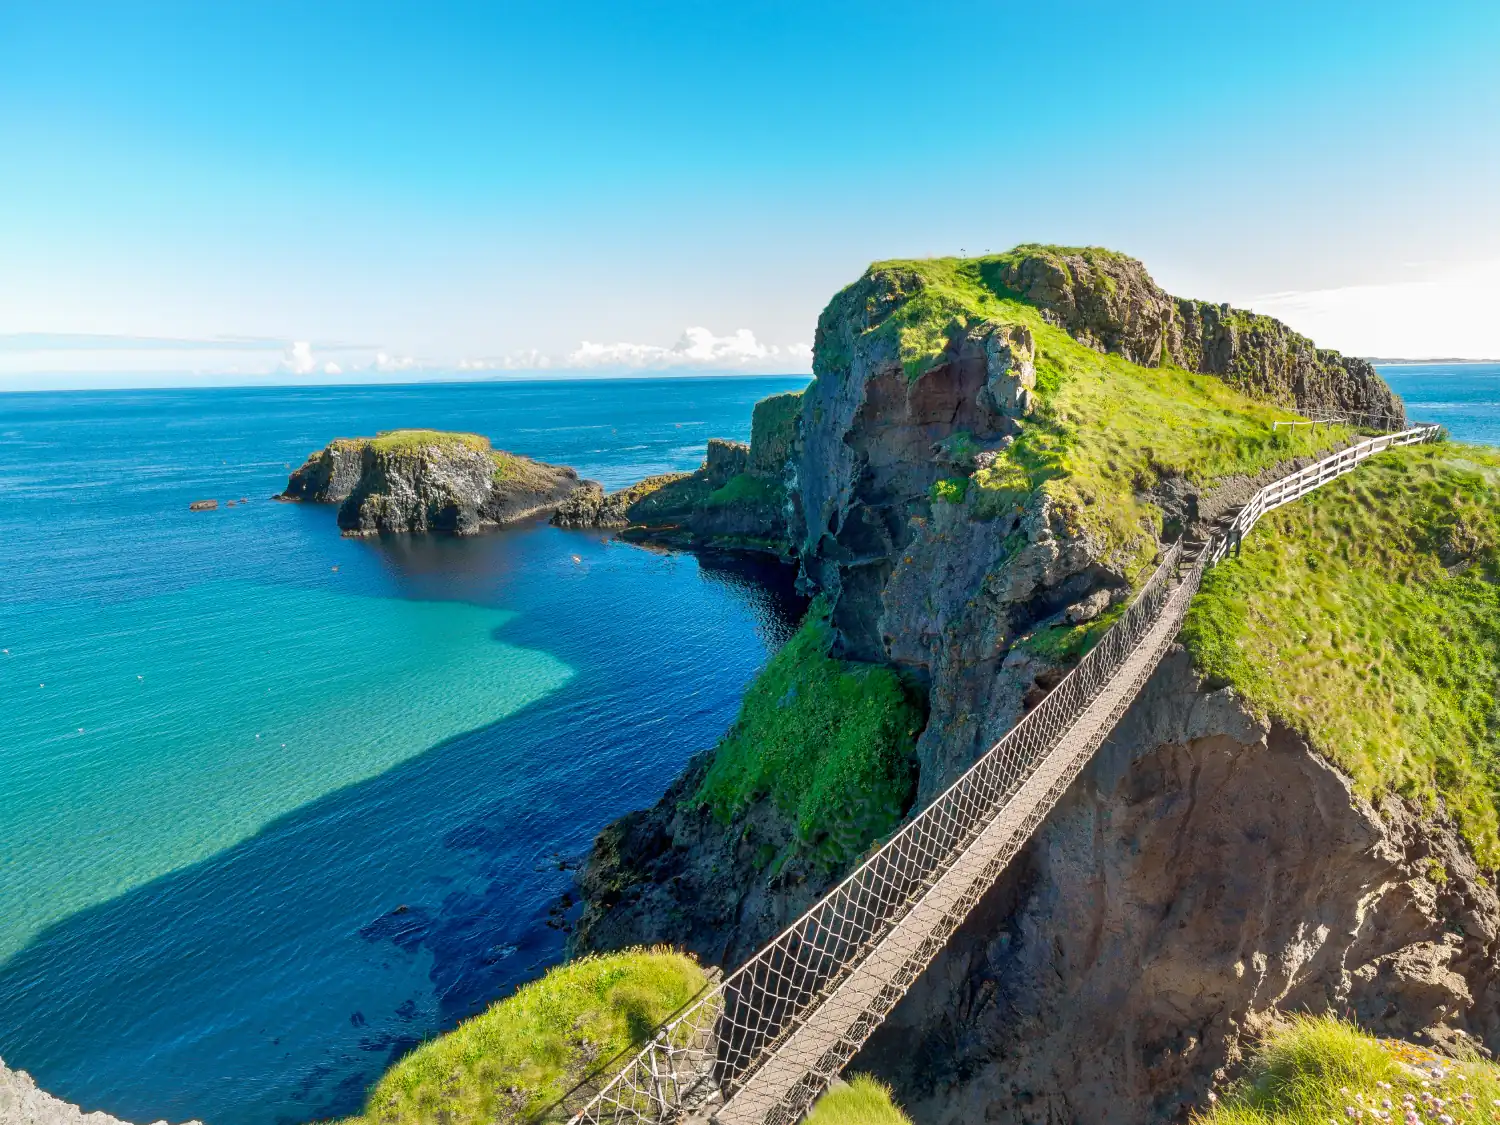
[828,251,1355,578]
[1183,443,1500,865]
[805,1076,914,1125]
[346,949,706,1125]
[1194,1015,1500,1124]
[694,598,925,868]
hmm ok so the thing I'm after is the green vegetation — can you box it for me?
[805,1076,913,1125]
[1020,603,1126,665]
[345,948,707,1125]
[695,598,924,867]
[365,429,493,456]
[929,476,969,504]
[816,250,1354,576]
[704,472,785,509]
[1192,1014,1500,1124]
[750,391,802,474]
[1182,444,1500,865]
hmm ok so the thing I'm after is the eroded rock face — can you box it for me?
[855,651,1500,1124]
[995,247,1405,424]
[0,1059,200,1125]
[281,433,588,536]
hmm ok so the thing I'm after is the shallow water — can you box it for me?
[0,377,808,1125]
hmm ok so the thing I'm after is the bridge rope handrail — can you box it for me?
[562,421,1440,1125]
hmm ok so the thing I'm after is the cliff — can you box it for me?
[552,391,801,557]
[280,429,589,536]
[572,247,1495,1121]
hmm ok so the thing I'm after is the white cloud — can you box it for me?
[568,326,808,370]
[281,340,318,374]
[457,349,552,371]
[323,361,343,375]
[1245,259,1500,359]
[373,352,423,372]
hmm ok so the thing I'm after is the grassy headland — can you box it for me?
[344,948,706,1125]
[1182,442,1500,864]
[816,249,1358,578]
[1193,1015,1500,1124]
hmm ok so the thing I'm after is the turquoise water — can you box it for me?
[1379,363,1500,443]
[0,377,809,1125]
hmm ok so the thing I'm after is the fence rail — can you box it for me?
[564,422,1440,1125]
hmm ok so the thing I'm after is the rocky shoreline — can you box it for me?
[0,1060,199,1125]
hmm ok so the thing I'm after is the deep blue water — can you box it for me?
[1379,363,1500,444]
[0,377,809,1125]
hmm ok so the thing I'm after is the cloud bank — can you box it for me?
[568,327,811,371]
[1246,260,1500,360]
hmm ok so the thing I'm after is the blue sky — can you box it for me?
[1,1,1497,386]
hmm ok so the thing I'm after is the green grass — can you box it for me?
[804,1076,913,1125]
[1182,443,1500,865]
[704,472,785,509]
[346,948,707,1125]
[365,429,493,456]
[750,391,802,475]
[1192,1015,1500,1124]
[929,476,969,504]
[694,598,925,867]
[1020,602,1127,664]
[816,250,1354,576]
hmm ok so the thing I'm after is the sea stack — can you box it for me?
[280,429,593,536]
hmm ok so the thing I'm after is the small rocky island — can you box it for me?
[279,429,592,536]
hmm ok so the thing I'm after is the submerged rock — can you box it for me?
[280,429,591,536]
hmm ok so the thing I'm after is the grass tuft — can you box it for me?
[1192,1014,1500,1124]
[347,948,706,1125]
[804,1076,913,1125]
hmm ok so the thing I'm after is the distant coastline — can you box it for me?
[1367,357,1500,366]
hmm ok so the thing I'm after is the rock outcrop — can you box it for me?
[280,430,590,536]
[992,245,1405,424]
[0,1059,200,1125]
[553,392,802,558]
[856,650,1499,1122]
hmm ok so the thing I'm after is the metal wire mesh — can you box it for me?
[564,423,1440,1125]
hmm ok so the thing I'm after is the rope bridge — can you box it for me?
[564,422,1440,1125]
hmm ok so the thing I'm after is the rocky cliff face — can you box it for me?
[856,651,1499,1122]
[572,248,1471,1123]
[280,430,588,536]
[993,246,1404,424]
[553,392,802,557]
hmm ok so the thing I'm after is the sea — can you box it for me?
[0,376,809,1125]
[0,363,1494,1125]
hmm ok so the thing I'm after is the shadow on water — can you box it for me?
[0,534,806,1125]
